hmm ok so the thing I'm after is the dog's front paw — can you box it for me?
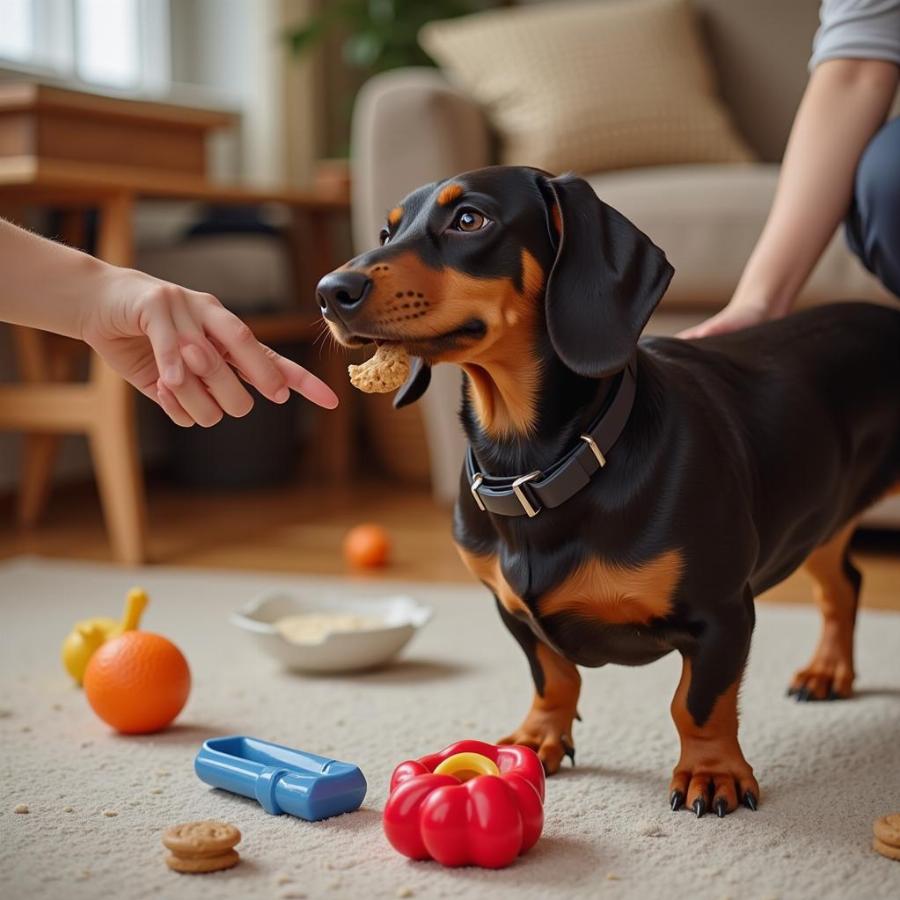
[669,752,759,818]
[498,708,576,775]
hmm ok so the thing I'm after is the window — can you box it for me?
[75,0,141,87]
[0,0,170,94]
[0,0,35,63]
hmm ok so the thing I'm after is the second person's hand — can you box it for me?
[678,295,776,340]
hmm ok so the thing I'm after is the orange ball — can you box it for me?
[83,632,191,734]
[343,523,391,569]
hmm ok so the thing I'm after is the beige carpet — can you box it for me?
[2,556,899,900]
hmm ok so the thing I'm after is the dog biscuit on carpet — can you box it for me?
[162,820,241,874]
[873,814,900,860]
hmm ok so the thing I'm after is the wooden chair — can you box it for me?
[0,198,352,566]
[0,195,147,564]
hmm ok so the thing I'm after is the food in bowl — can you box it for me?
[231,591,431,673]
[275,613,386,644]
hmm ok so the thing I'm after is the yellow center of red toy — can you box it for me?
[433,752,500,782]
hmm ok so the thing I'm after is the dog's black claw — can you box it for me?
[786,686,798,697]
[561,738,576,766]
[743,791,758,811]
[827,689,839,701]
[693,797,706,819]
[714,797,727,818]
[795,687,811,702]
[670,791,684,812]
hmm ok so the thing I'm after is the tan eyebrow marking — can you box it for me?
[437,183,464,206]
[388,206,403,226]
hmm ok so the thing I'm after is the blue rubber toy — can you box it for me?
[194,735,367,821]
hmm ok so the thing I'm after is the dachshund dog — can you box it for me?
[317,166,900,818]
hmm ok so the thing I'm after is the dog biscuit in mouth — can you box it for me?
[349,344,410,393]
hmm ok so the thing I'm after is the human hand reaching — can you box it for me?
[81,267,338,427]
[0,218,338,426]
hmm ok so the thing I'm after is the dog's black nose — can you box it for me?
[316,270,372,318]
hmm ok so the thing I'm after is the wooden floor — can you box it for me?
[0,476,898,611]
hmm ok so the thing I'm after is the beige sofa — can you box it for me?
[350,0,900,526]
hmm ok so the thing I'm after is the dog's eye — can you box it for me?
[452,209,489,233]
[378,228,391,246]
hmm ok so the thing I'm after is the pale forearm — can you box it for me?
[734,59,899,316]
[0,216,338,420]
[0,217,106,339]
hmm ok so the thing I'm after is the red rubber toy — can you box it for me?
[383,739,545,869]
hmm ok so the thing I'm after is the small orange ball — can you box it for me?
[343,523,391,569]
[83,631,191,734]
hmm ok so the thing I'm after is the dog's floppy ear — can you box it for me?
[393,356,431,409]
[542,174,674,378]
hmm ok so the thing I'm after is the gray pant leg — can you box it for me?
[845,116,900,300]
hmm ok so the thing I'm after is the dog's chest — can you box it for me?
[457,543,683,664]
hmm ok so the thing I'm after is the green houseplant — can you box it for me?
[288,0,508,162]
[288,0,507,74]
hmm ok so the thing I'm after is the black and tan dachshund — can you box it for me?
[317,166,900,818]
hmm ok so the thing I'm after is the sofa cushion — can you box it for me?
[420,0,753,174]
[587,163,895,309]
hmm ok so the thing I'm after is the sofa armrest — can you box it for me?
[350,67,491,253]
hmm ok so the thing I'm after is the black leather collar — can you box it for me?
[464,357,637,518]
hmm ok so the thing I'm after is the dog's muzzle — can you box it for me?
[316,270,372,326]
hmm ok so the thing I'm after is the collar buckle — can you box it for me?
[579,433,607,467]
[470,472,487,512]
[512,470,542,518]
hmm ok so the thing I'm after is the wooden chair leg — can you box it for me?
[17,434,62,527]
[89,359,147,565]
[90,192,147,565]
[11,326,82,528]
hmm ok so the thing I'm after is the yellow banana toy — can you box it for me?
[61,587,149,685]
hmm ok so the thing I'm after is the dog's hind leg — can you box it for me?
[789,519,860,701]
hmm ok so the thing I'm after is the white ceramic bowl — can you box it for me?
[230,590,432,673]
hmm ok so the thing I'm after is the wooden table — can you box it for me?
[0,133,353,565]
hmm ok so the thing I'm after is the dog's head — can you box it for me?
[317,166,673,417]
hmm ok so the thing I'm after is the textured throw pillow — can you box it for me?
[420,0,754,173]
